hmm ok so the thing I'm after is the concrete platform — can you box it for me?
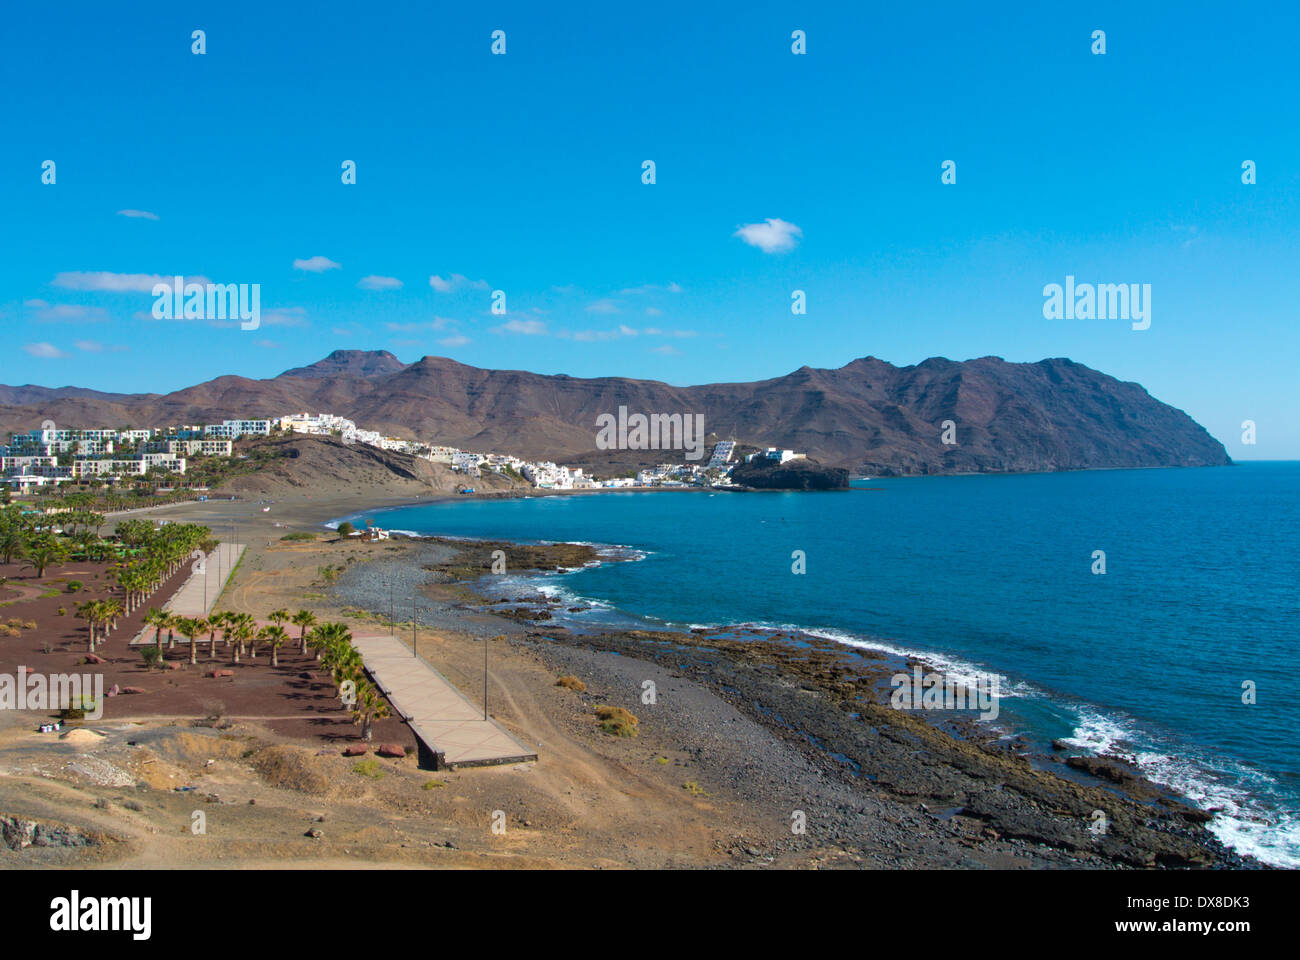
[352,633,537,770]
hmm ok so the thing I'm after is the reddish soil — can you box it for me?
[0,560,413,751]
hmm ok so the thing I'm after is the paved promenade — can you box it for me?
[129,543,245,643]
[352,633,538,769]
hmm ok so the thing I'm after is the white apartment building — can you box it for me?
[707,440,736,467]
[205,419,273,439]
[145,438,233,457]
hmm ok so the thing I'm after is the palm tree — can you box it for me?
[75,600,99,653]
[261,624,289,668]
[231,615,254,664]
[205,613,223,659]
[100,597,124,638]
[144,607,170,660]
[184,617,207,666]
[308,621,352,662]
[21,534,66,578]
[0,516,27,565]
[164,611,178,650]
[290,609,317,654]
[351,680,391,741]
[268,608,291,632]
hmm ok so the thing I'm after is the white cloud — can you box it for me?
[646,306,663,316]
[734,218,802,253]
[293,256,341,272]
[26,301,109,323]
[562,324,696,343]
[358,275,403,291]
[494,318,547,336]
[261,307,309,327]
[23,342,69,358]
[255,339,280,348]
[53,271,183,293]
[73,340,128,353]
[651,345,682,355]
[439,335,471,347]
[618,282,683,295]
[429,273,489,292]
[585,298,620,314]
[116,209,159,220]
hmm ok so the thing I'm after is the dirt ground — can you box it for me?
[0,494,831,869]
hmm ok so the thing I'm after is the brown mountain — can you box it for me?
[0,351,1231,476]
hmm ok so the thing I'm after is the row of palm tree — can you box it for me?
[74,597,126,651]
[311,621,390,740]
[138,604,388,740]
[140,607,325,668]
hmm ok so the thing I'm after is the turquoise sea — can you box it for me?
[353,462,1300,867]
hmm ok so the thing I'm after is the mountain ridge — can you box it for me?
[0,351,1232,476]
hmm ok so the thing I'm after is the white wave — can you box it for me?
[780,624,1040,701]
[1062,706,1300,868]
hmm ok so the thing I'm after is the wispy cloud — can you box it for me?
[358,275,403,291]
[651,344,682,355]
[255,339,279,349]
[439,335,471,347]
[734,218,802,253]
[429,273,489,293]
[23,342,70,358]
[585,298,621,314]
[261,306,309,327]
[561,325,696,342]
[494,318,547,336]
[73,339,128,353]
[293,256,341,273]
[25,300,109,323]
[116,209,159,220]
[53,271,191,293]
[618,282,682,295]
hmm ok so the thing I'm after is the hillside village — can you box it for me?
[1,414,800,495]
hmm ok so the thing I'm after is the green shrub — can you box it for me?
[351,758,383,778]
[594,705,639,738]
[65,580,83,593]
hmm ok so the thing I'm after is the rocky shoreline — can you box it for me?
[334,536,1262,870]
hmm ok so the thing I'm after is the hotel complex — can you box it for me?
[1,414,772,493]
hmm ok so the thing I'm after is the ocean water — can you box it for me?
[358,462,1300,867]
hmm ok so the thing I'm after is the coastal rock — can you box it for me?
[729,457,850,491]
[121,687,146,695]
[377,743,405,759]
[84,654,106,665]
[342,745,368,757]
[1065,756,1162,800]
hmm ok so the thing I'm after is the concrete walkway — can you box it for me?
[163,542,245,618]
[129,543,245,643]
[352,633,537,769]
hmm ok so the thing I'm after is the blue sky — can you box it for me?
[1,1,1297,458]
